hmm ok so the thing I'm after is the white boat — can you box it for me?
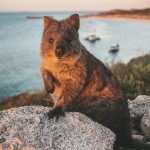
[85,29,100,42]
[109,44,119,53]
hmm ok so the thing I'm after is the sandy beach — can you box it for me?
[26,15,150,23]
[81,15,150,23]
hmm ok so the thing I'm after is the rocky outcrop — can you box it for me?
[128,95,150,119]
[141,110,150,141]
[128,95,150,130]
[0,106,115,150]
[128,95,150,143]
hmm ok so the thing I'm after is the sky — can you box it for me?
[0,0,150,12]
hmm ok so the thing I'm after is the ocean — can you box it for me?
[0,12,150,100]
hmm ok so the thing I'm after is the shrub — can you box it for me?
[110,54,150,99]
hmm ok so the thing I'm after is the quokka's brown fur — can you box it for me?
[40,14,133,149]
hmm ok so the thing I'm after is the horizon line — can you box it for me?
[0,7,149,13]
[0,9,103,13]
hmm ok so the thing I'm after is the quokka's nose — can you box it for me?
[56,48,61,53]
[55,48,64,58]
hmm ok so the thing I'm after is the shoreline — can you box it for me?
[26,15,150,23]
[81,15,150,23]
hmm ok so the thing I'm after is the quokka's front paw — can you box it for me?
[47,107,65,121]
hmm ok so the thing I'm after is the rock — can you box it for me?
[128,95,150,119]
[128,95,150,130]
[132,134,146,142]
[141,110,150,141]
[0,106,115,150]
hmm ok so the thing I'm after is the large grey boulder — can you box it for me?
[0,106,115,150]
[128,95,150,119]
[128,95,150,130]
[141,110,150,141]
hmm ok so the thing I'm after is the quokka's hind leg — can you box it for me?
[66,97,133,149]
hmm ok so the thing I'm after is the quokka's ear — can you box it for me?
[67,14,80,31]
[43,16,55,28]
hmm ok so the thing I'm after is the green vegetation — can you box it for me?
[98,8,150,16]
[110,54,150,99]
[0,54,150,111]
[0,91,53,111]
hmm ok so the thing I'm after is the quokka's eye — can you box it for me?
[48,38,54,44]
[67,38,72,43]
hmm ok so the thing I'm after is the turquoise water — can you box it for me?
[0,12,150,99]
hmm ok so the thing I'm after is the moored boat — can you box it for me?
[85,28,100,42]
[109,44,119,53]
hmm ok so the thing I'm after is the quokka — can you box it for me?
[40,14,150,150]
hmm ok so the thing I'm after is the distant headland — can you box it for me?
[81,8,150,21]
[26,8,150,22]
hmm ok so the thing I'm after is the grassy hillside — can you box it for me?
[0,91,53,111]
